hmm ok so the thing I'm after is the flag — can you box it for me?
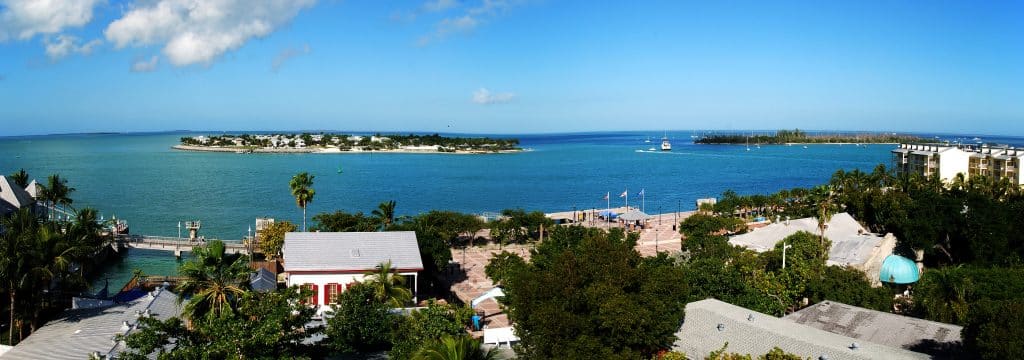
[619,190,628,198]
[602,192,609,200]
[637,189,645,197]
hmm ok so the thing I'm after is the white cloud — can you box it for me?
[419,0,521,45]
[0,0,101,41]
[43,34,101,60]
[130,56,159,72]
[105,0,317,67]
[272,43,310,71]
[472,88,515,105]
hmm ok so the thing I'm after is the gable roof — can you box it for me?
[2,288,181,360]
[0,175,35,214]
[250,267,278,292]
[673,299,927,360]
[283,231,424,273]
[25,179,41,198]
[784,300,962,356]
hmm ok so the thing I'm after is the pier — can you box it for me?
[113,234,250,257]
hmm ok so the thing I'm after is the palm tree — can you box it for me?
[176,241,252,322]
[0,208,38,344]
[812,185,835,259]
[363,260,412,307]
[917,267,972,325]
[372,200,397,230]
[40,174,75,221]
[289,172,315,231]
[9,169,29,188]
[413,335,498,360]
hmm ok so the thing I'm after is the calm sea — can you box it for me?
[1,130,1019,289]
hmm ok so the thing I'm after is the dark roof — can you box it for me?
[250,267,277,292]
[283,231,423,272]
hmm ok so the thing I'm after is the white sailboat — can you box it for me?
[660,133,672,151]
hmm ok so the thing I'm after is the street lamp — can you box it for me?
[782,242,793,269]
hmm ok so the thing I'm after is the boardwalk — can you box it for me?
[114,234,249,256]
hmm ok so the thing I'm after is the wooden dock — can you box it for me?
[113,234,250,257]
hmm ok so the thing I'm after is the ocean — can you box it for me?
[1,130,1019,289]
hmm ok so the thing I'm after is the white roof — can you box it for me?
[673,299,927,360]
[24,179,41,198]
[283,231,424,273]
[2,288,181,360]
[0,175,35,214]
[729,213,886,267]
[784,301,962,354]
[483,327,519,345]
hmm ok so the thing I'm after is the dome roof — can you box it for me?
[879,255,920,284]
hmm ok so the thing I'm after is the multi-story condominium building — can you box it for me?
[892,143,1023,185]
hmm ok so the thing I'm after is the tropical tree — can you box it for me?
[390,299,475,359]
[811,185,835,259]
[0,208,38,344]
[413,335,498,360]
[363,260,412,307]
[176,240,252,322]
[325,282,396,354]
[40,174,75,221]
[289,172,315,231]
[258,220,296,260]
[372,200,397,229]
[9,169,29,188]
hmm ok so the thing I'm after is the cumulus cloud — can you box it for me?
[105,0,317,67]
[43,34,101,60]
[0,0,100,41]
[130,56,159,72]
[419,0,522,45]
[272,43,310,71]
[472,88,515,105]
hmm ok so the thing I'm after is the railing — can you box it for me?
[115,234,247,250]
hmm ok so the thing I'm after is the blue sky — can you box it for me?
[1,0,1022,136]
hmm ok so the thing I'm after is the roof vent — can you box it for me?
[350,249,361,258]
[747,314,754,322]
[818,356,829,360]
[716,323,725,331]
[120,321,131,332]
[849,342,859,350]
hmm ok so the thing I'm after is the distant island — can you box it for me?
[174,133,522,154]
[694,129,926,145]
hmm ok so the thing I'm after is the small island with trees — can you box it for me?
[175,132,522,154]
[695,129,925,145]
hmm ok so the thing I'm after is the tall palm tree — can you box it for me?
[9,169,29,188]
[289,172,315,231]
[40,174,75,221]
[363,260,412,307]
[413,335,498,360]
[176,241,252,322]
[812,185,835,260]
[372,200,397,230]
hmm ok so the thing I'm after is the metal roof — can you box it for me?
[673,299,927,360]
[784,300,962,356]
[250,267,278,292]
[2,288,181,360]
[0,175,35,214]
[283,231,424,273]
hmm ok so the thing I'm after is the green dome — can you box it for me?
[879,255,920,284]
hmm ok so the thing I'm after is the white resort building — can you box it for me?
[891,143,1023,185]
[282,231,424,313]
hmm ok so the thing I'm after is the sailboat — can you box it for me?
[645,137,652,143]
[660,133,672,151]
[745,136,750,151]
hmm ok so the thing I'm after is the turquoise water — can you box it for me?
[1,131,1018,289]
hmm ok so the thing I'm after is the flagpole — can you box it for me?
[625,188,629,210]
[606,192,610,224]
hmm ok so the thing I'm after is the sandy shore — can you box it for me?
[172,145,523,154]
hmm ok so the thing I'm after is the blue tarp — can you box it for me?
[598,210,618,218]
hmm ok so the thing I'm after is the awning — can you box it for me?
[618,210,651,221]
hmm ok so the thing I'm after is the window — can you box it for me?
[302,284,319,305]
[325,283,343,304]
